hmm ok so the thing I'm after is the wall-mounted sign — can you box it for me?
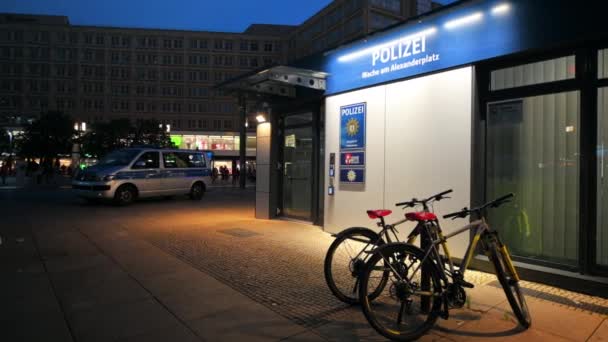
[340,103,366,150]
[340,151,365,166]
[339,168,365,184]
[339,103,366,186]
[285,134,296,147]
[321,0,602,95]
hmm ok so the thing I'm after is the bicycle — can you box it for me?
[323,189,453,304]
[358,193,531,341]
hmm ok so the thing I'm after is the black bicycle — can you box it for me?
[323,190,453,304]
[358,193,531,341]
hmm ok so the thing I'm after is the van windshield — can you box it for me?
[97,149,142,166]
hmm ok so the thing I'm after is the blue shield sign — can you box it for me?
[340,103,366,150]
[339,168,365,184]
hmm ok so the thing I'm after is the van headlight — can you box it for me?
[102,174,116,182]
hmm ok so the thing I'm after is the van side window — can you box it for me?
[163,152,205,168]
[163,152,188,168]
[181,152,205,168]
[132,152,159,169]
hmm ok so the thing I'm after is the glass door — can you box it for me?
[596,87,608,267]
[280,113,314,221]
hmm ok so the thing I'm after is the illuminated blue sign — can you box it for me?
[322,0,603,95]
[339,102,366,186]
[340,103,366,150]
[339,168,365,184]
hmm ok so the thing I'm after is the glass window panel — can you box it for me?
[486,91,580,265]
[491,56,575,91]
[132,152,159,169]
[597,87,608,266]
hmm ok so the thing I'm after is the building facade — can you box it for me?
[0,1,441,167]
[0,13,290,136]
[288,0,438,61]
[223,0,608,294]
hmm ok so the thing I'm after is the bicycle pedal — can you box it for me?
[456,279,475,288]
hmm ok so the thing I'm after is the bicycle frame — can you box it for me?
[339,216,411,263]
[406,217,521,290]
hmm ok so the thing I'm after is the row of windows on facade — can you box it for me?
[0,93,236,113]
[296,15,364,53]
[293,0,403,43]
[0,79,233,99]
[2,64,240,84]
[0,30,281,52]
[84,116,232,131]
[296,0,365,42]
[0,47,278,68]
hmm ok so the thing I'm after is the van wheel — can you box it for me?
[189,182,204,200]
[114,185,137,206]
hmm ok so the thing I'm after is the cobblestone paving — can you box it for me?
[113,188,608,329]
[128,215,351,327]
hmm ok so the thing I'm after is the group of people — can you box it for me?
[25,159,74,184]
[0,156,13,185]
[211,165,239,184]
[210,164,256,185]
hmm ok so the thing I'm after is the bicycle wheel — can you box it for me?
[487,239,531,328]
[359,243,443,341]
[324,227,388,304]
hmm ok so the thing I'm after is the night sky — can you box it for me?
[0,0,456,32]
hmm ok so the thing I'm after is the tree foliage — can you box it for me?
[16,111,74,160]
[80,119,175,158]
[0,129,9,154]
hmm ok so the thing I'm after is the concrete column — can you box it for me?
[256,122,271,219]
[238,95,247,189]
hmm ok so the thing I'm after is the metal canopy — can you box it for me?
[219,66,329,98]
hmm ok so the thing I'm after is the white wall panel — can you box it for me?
[384,67,472,258]
[323,67,473,258]
[324,86,386,234]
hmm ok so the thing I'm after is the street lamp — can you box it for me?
[159,123,171,133]
[7,131,12,149]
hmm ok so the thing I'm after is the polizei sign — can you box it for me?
[363,31,441,79]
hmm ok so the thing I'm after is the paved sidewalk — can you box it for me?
[1,187,607,341]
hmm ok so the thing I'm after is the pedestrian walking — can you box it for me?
[212,166,219,184]
[0,161,8,185]
[232,167,240,186]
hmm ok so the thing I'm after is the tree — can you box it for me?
[0,129,9,154]
[79,119,131,158]
[17,111,74,161]
[131,119,174,148]
[80,119,175,158]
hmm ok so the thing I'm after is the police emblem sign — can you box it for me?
[340,103,366,150]
[339,103,366,185]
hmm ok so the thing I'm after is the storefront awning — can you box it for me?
[216,65,329,98]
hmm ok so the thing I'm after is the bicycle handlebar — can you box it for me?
[442,193,514,219]
[395,189,453,207]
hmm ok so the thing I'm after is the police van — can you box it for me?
[72,148,211,205]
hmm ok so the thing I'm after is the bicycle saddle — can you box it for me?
[405,212,437,221]
[366,210,392,219]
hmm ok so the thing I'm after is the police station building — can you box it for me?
[221,0,608,293]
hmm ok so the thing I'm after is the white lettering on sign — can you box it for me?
[372,36,427,67]
[341,105,365,116]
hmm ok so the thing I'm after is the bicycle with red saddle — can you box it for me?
[323,189,453,304]
[357,193,531,341]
